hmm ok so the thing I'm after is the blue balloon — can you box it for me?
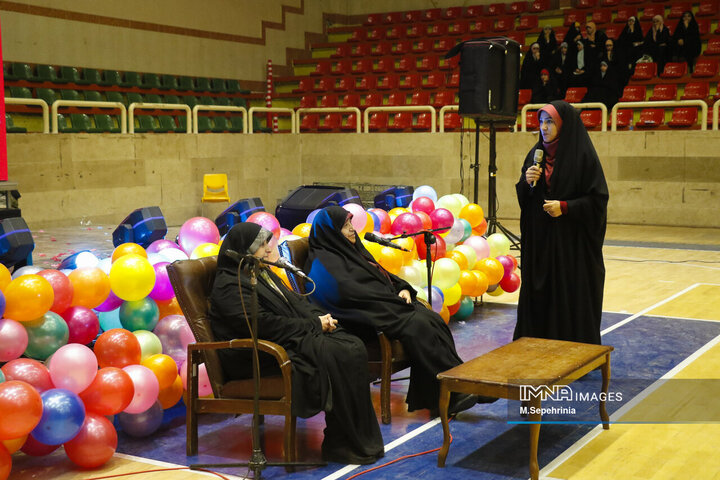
[0,290,5,318]
[367,210,380,232]
[306,209,321,224]
[97,308,123,332]
[412,185,438,202]
[117,400,164,437]
[32,388,86,445]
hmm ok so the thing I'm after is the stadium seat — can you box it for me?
[78,68,102,85]
[336,76,355,91]
[162,94,181,104]
[494,16,515,32]
[487,3,506,15]
[555,27,568,42]
[443,112,463,130]
[10,62,34,81]
[293,77,314,93]
[92,114,120,133]
[417,55,438,71]
[82,90,101,102]
[635,108,665,128]
[58,66,81,84]
[619,85,647,102]
[692,59,719,77]
[228,116,245,133]
[448,20,469,36]
[406,23,423,38]
[210,116,231,133]
[67,113,93,132]
[605,24,623,40]
[389,112,413,131]
[356,75,377,90]
[600,0,620,6]
[350,43,371,57]
[319,113,342,131]
[383,12,403,24]
[198,95,214,106]
[120,71,142,88]
[348,28,366,42]
[428,23,448,37]
[518,89,532,106]
[36,88,57,106]
[299,95,317,108]
[404,10,423,23]
[660,62,687,79]
[698,18,711,36]
[386,25,405,40]
[681,82,709,100]
[177,76,195,91]
[400,73,422,89]
[425,73,445,89]
[698,0,718,17]
[127,93,144,105]
[367,27,386,42]
[577,0,597,8]
[396,55,416,72]
[592,9,612,25]
[353,58,374,74]
[194,116,213,133]
[364,93,383,107]
[332,59,353,76]
[564,10,586,26]
[631,63,657,80]
[668,107,698,128]
[509,1,529,14]
[368,112,388,131]
[614,6,637,23]
[411,91,431,106]
[36,64,58,82]
[319,94,338,108]
[580,110,603,129]
[640,5,665,21]
[470,19,493,34]
[506,31,526,46]
[439,55,460,70]
[443,7,463,19]
[226,80,247,94]
[564,87,588,103]
[614,109,633,129]
[211,79,227,93]
[342,93,361,108]
[60,89,81,101]
[105,91,124,104]
[374,56,395,73]
[310,60,332,76]
[5,114,27,133]
[161,74,178,90]
[464,5,484,17]
[331,44,351,58]
[142,73,162,89]
[9,87,32,99]
[669,3,692,18]
[447,71,460,87]
[422,8,441,21]
[530,0,550,12]
[648,84,677,101]
[364,13,382,26]
[517,15,538,30]
[625,0,644,5]
[373,41,393,56]
[412,39,432,54]
[214,97,231,107]
[433,90,456,108]
[377,74,399,90]
[434,38,455,53]
[413,113,433,131]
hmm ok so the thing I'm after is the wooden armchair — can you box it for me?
[281,237,410,424]
[166,256,297,461]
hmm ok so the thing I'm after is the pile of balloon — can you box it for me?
[0,216,229,478]
[280,185,520,324]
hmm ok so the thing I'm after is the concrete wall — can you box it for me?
[8,130,720,229]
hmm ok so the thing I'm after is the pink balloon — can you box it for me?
[146,239,181,255]
[94,290,124,313]
[179,360,213,397]
[1,358,53,393]
[463,235,490,262]
[428,208,455,233]
[153,315,195,367]
[122,365,160,414]
[279,228,292,237]
[410,196,435,215]
[497,255,515,278]
[342,203,367,232]
[60,307,100,345]
[246,212,281,238]
[0,318,29,362]
[148,262,175,301]
[391,212,423,236]
[178,217,220,255]
[49,344,98,394]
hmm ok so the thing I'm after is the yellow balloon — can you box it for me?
[292,223,312,237]
[487,285,505,297]
[0,263,11,292]
[362,239,382,260]
[442,282,462,306]
[377,246,403,274]
[109,253,156,301]
[191,242,220,259]
[395,237,416,264]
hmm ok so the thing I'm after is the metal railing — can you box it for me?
[439,105,459,133]
[50,100,127,134]
[295,107,363,133]
[363,105,437,133]
[128,103,191,134]
[248,107,296,133]
[4,97,50,133]
[192,105,247,134]
[609,100,708,131]
[521,102,608,132]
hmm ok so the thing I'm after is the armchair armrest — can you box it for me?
[188,339,291,370]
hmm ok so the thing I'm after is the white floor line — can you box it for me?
[113,453,247,479]
[538,331,720,479]
[321,418,442,480]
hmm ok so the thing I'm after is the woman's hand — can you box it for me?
[398,289,412,304]
[525,165,542,185]
[319,314,338,332]
[543,200,563,217]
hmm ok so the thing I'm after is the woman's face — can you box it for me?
[605,40,613,50]
[341,217,356,244]
[252,239,273,261]
[539,111,559,143]
[628,17,635,26]
[683,12,692,22]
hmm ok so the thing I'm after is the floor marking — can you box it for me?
[113,453,247,479]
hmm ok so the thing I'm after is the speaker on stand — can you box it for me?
[445,36,521,249]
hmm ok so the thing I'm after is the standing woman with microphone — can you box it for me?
[515,101,609,345]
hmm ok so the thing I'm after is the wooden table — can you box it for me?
[437,337,614,480]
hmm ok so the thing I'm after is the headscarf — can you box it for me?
[216,222,273,274]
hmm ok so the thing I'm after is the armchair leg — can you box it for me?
[283,414,297,471]
[381,373,391,424]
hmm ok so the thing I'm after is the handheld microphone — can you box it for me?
[363,232,410,252]
[532,149,544,188]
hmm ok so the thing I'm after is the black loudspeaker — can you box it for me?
[374,186,414,209]
[275,185,362,230]
[215,197,265,236]
[0,217,35,270]
[112,206,167,248]
[446,37,520,123]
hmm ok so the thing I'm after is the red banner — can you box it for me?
[0,17,8,181]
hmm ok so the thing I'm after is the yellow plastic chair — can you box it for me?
[201,174,230,203]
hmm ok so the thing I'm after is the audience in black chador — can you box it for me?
[551,42,572,96]
[583,22,607,69]
[672,11,701,73]
[584,61,621,110]
[565,22,584,59]
[601,38,628,91]
[531,68,562,104]
[537,25,558,68]
[617,16,645,82]
[643,15,671,74]
[520,43,544,90]
[568,40,590,88]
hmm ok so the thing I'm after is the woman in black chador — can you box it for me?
[515,101,609,345]
[672,11,701,73]
[305,206,483,414]
[208,222,384,465]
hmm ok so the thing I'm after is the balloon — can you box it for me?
[500,272,521,293]
[442,283,462,306]
[112,243,147,262]
[412,185,438,202]
[157,374,183,409]
[64,413,117,468]
[452,296,475,321]
[391,212,423,235]
[146,239,181,255]
[156,297,183,319]
[247,212,281,238]
[60,306,100,345]
[79,367,134,416]
[368,208,391,234]
[1,358,53,393]
[178,217,221,255]
[120,298,160,332]
[49,344,98,394]
[413,285,427,302]
[439,305,450,324]
[463,235,490,261]
[415,233,446,261]
[0,444,10,480]
[496,255,516,278]
[362,239,382,260]
[95,329,142,368]
[68,267,111,309]
[134,330,163,362]
[436,194,463,217]
[11,265,43,278]
[459,203,485,228]
[153,315,195,366]
[413,211,431,231]
[342,203,367,232]
[445,250,468,272]
[117,400,163,437]
[410,196,435,215]
[453,193,470,208]
[471,270,490,297]
[190,242,220,259]
[0,381,43,440]
[96,257,113,273]
[21,434,60,456]
[487,233,512,257]
[122,365,160,414]
[110,254,156,301]
[292,222,312,237]
[179,361,213,397]
[474,217,488,236]
[433,258,461,290]
[3,274,54,322]
[376,246,403,274]
[141,354,178,390]
[97,308,123,332]
[487,285,505,296]
[442,219,466,244]
[458,270,479,296]
[2,434,26,454]
[0,318,28,361]
[453,244,478,270]
[157,247,189,263]
[37,269,74,314]
[32,388,86,445]
[306,208,321,224]
[0,264,10,291]
[94,290,124,313]
[458,218,473,243]
[425,286,444,313]
[24,311,69,360]
[476,257,505,285]
[428,208,454,233]
[0,370,3,384]
[398,265,423,285]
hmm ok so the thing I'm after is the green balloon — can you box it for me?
[133,330,163,362]
[24,311,70,360]
[0,369,5,383]
[120,298,160,332]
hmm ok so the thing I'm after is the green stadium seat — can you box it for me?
[214,97,231,106]
[58,66,81,84]
[157,115,182,132]
[178,76,195,91]
[145,94,162,104]
[232,97,248,108]
[5,114,27,133]
[161,74,178,90]
[4,63,16,81]
[183,95,199,108]
[106,91,124,104]
[121,71,143,88]
[126,92,144,105]
[176,115,188,131]
[36,65,58,82]
[229,116,245,132]
[101,70,122,86]
[57,114,77,132]
[9,87,32,99]
[68,113,93,132]
[92,114,121,133]
[196,115,213,132]
[134,115,157,133]
[198,96,215,105]
[162,94,181,104]
[84,90,103,102]
[195,77,211,92]
[210,78,227,93]
[78,68,102,85]
[142,73,162,89]
[211,116,230,132]
[226,79,241,93]
[36,88,58,106]
[11,63,34,81]
[60,90,82,101]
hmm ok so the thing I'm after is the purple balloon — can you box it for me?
[148,262,175,301]
[0,318,29,362]
[94,290,124,313]
[306,209,321,225]
[391,212,424,236]
[425,286,445,313]
[60,307,100,345]
[146,239,180,255]
[153,315,195,366]
[178,217,220,255]
[0,290,5,318]
[117,400,163,437]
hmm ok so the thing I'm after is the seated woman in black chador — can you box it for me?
[305,206,486,415]
[672,11,701,73]
[516,101,608,345]
[208,222,384,465]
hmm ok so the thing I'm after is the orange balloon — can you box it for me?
[415,211,433,230]
[156,297,183,319]
[69,267,111,309]
[459,203,485,228]
[473,218,488,237]
[476,258,504,285]
[395,237,416,265]
[94,329,141,369]
[377,246,403,274]
[471,270,490,297]
[0,264,11,292]
[0,381,43,440]
[447,250,469,271]
[271,266,292,289]
[158,375,184,409]
[141,353,178,390]
[112,243,148,262]
[292,223,312,238]
[3,274,54,322]
[439,305,450,324]
[2,434,27,454]
[447,300,461,316]
[458,270,479,296]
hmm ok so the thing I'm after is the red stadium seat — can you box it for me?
[356,75,377,90]
[300,114,319,132]
[389,112,413,131]
[433,90,456,107]
[692,58,719,77]
[698,0,719,17]
[487,3,506,15]
[293,77,314,93]
[439,55,460,70]
[447,71,460,87]
[625,0,643,4]
[423,8,442,21]
[668,107,698,128]
[342,93,360,107]
[396,55,416,72]
[404,11,422,23]
[564,87,588,103]
[336,76,355,92]
[640,5,665,21]
[319,94,338,108]
[464,5,484,17]
[387,92,406,106]
[592,9,612,25]
[525,110,539,129]
[400,73,422,89]
[353,58,374,74]
[373,56,395,73]
[363,93,383,107]
[518,89,532,106]
[681,82,709,100]
[386,25,405,40]
[428,23,448,37]
[565,10,587,26]
[368,112,388,131]
[377,74,399,90]
[648,84,677,101]
[364,13,382,26]
[394,41,412,55]
[660,62,687,79]
[372,41,393,56]
[631,63,657,80]
[443,111,463,130]
[580,110,603,129]
[406,23,423,38]
[313,77,334,92]
[383,12,403,24]
[411,91,431,105]
[332,59,353,76]
[348,28,366,42]
[604,25,623,40]
[614,7,637,23]
[600,0,620,6]
[666,19,680,36]
[577,0,597,8]
[367,27,386,42]
[413,113,434,131]
[412,39,432,54]
[554,27,568,42]
[494,16,515,32]
[443,7,463,20]
[669,3,692,19]
[342,113,359,131]
[448,20,469,36]
[506,31,526,46]
[517,15,539,31]
[434,38,455,53]
[509,1,529,14]
[318,113,342,131]
[299,95,317,108]
[698,18,711,36]
[613,109,633,129]
[331,44,351,58]
[310,60,331,76]
[619,85,647,102]
[470,19,493,34]
[530,0,550,13]
[425,73,445,89]
[351,43,371,57]
[636,108,665,128]
[417,55,439,71]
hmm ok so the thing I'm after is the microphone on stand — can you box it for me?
[363,232,410,251]
[532,149,543,188]
[224,250,310,280]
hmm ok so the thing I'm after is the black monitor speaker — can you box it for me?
[374,186,414,209]
[112,206,167,248]
[0,217,35,270]
[275,185,362,230]
[215,197,265,236]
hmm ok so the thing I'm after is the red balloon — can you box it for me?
[37,269,74,315]
[60,306,100,345]
[0,444,11,480]
[0,381,43,440]
[415,211,433,230]
[63,413,117,468]
[94,329,141,369]
[20,434,60,456]
[447,300,461,316]
[415,233,446,261]
[428,208,454,233]
[79,367,135,415]
[1,358,54,393]
[499,272,521,293]
[410,196,435,215]
[390,212,423,236]
[496,255,515,277]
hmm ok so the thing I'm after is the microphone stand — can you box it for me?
[392,227,448,299]
[191,255,325,478]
